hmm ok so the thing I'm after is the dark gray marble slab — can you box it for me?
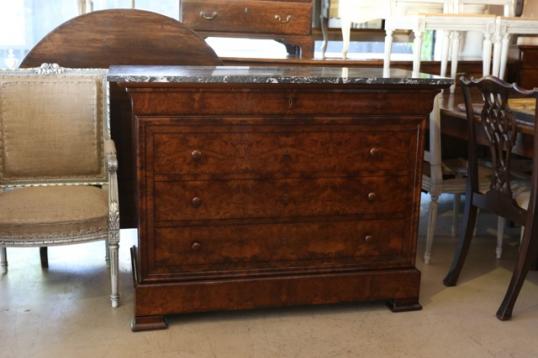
[108,65,453,86]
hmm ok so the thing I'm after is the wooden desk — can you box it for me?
[181,0,315,58]
[110,65,450,331]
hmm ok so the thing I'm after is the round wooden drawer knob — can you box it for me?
[191,242,201,250]
[192,150,203,162]
[192,196,202,208]
[364,235,373,242]
[369,147,379,157]
[368,192,376,202]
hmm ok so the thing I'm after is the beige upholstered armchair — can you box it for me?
[0,64,120,308]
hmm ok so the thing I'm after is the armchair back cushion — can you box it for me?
[0,70,107,185]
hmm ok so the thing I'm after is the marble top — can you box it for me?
[108,65,453,86]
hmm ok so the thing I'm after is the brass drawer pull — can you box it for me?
[369,147,379,157]
[192,149,203,162]
[368,192,376,202]
[192,196,202,208]
[274,14,292,23]
[191,242,201,250]
[364,235,373,242]
[200,10,218,20]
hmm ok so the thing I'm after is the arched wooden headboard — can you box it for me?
[21,9,222,228]
[20,9,221,67]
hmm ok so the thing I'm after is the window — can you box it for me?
[0,0,178,69]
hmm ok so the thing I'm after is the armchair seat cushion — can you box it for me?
[0,185,107,242]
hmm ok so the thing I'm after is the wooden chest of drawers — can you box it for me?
[180,0,314,58]
[109,65,451,331]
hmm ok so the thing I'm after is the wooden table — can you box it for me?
[440,91,535,158]
[109,65,451,331]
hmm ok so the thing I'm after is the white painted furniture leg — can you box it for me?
[497,216,505,259]
[424,94,442,264]
[483,31,493,76]
[109,242,120,308]
[341,18,352,59]
[452,193,461,237]
[499,33,511,79]
[105,239,111,267]
[383,29,394,77]
[320,14,329,59]
[492,31,502,77]
[412,29,424,77]
[425,194,440,264]
[450,31,461,93]
[0,247,6,274]
[440,30,450,77]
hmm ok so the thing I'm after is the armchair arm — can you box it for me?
[105,139,118,173]
[105,139,120,244]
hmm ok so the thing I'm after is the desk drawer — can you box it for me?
[182,0,311,35]
[153,176,409,222]
[153,128,412,178]
[152,219,406,272]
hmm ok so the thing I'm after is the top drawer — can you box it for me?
[182,0,312,35]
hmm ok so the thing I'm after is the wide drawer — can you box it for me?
[153,176,409,222]
[152,127,413,178]
[151,218,407,273]
[131,89,432,116]
[182,0,312,35]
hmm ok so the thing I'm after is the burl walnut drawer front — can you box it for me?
[151,219,407,272]
[153,176,409,222]
[182,0,312,35]
[152,128,413,178]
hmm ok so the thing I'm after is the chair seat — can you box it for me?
[0,185,107,242]
[512,181,531,210]
[422,158,493,193]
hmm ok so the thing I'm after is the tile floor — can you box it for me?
[1,194,538,358]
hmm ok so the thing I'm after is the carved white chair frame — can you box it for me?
[493,17,538,79]
[0,64,120,308]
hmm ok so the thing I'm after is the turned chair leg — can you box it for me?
[444,198,479,286]
[109,241,120,308]
[40,247,49,269]
[0,247,7,274]
[424,194,440,264]
[497,224,538,320]
[105,239,111,267]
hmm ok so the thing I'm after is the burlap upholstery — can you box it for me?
[0,72,106,185]
[0,66,120,307]
[0,185,107,241]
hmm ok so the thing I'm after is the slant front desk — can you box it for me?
[108,66,451,331]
